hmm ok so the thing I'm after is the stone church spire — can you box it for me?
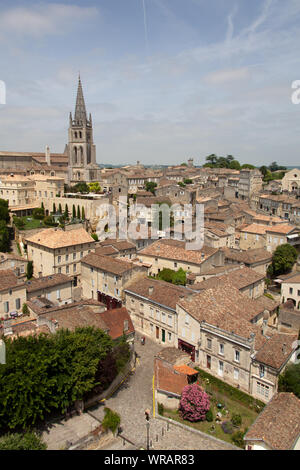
[74,74,87,125]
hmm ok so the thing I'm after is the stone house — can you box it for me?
[138,239,224,277]
[281,168,300,193]
[0,252,28,278]
[222,247,272,276]
[0,270,27,319]
[176,286,297,402]
[280,272,300,309]
[25,273,74,306]
[25,227,95,282]
[81,252,148,309]
[124,277,191,346]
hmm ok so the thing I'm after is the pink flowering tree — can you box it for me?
[179,384,210,422]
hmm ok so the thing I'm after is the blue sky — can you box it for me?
[0,0,300,166]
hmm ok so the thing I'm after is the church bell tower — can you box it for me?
[67,75,97,183]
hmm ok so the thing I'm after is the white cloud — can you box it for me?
[0,3,99,38]
[204,67,250,84]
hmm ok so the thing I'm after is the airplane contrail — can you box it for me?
[142,0,149,56]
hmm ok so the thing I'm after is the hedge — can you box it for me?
[195,367,265,411]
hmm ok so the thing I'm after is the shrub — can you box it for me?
[102,408,121,434]
[179,384,210,422]
[91,233,99,241]
[32,208,44,220]
[43,215,58,227]
[231,413,242,427]
[206,408,214,422]
[0,432,47,450]
[231,429,247,449]
[158,403,164,416]
[221,421,234,434]
[22,304,30,316]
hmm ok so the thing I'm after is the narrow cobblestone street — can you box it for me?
[92,334,237,451]
[41,334,237,450]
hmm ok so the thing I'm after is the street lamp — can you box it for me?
[145,409,150,450]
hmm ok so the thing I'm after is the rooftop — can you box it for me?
[244,393,300,450]
[81,252,138,275]
[139,239,218,265]
[25,274,72,293]
[125,277,191,310]
[25,227,95,249]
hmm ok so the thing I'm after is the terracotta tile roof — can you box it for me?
[26,228,95,249]
[156,347,190,364]
[0,252,25,263]
[222,247,272,264]
[265,224,298,235]
[190,267,264,291]
[98,307,134,340]
[178,286,267,343]
[0,270,24,292]
[135,196,172,207]
[281,273,300,284]
[244,393,300,450]
[139,239,218,265]
[94,246,119,256]
[240,224,267,235]
[125,277,190,310]
[99,239,136,251]
[25,274,72,293]
[0,320,51,339]
[173,364,198,375]
[40,304,109,332]
[82,252,137,275]
[253,332,297,369]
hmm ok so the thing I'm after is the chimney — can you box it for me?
[148,286,154,295]
[45,145,51,166]
[282,343,287,355]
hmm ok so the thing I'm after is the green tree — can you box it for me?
[183,179,193,185]
[0,199,10,224]
[72,204,76,219]
[52,203,56,214]
[77,206,81,219]
[58,203,62,214]
[82,207,85,220]
[88,182,101,194]
[0,221,10,252]
[32,208,45,220]
[64,204,69,219]
[260,165,269,177]
[270,244,297,276]
[229,160,241,170]
[22,303,30,316]
[145,182,157,194]
[0,327,114,431]
[91,233,99,241]
[278,363,300,398]
[206,154,218,165]
[26,261,33,280]
[241,164,256,169]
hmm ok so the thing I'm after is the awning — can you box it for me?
[173,364,198,376]
[287,233,300,239]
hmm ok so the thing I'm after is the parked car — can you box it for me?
[9,311,18,319]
